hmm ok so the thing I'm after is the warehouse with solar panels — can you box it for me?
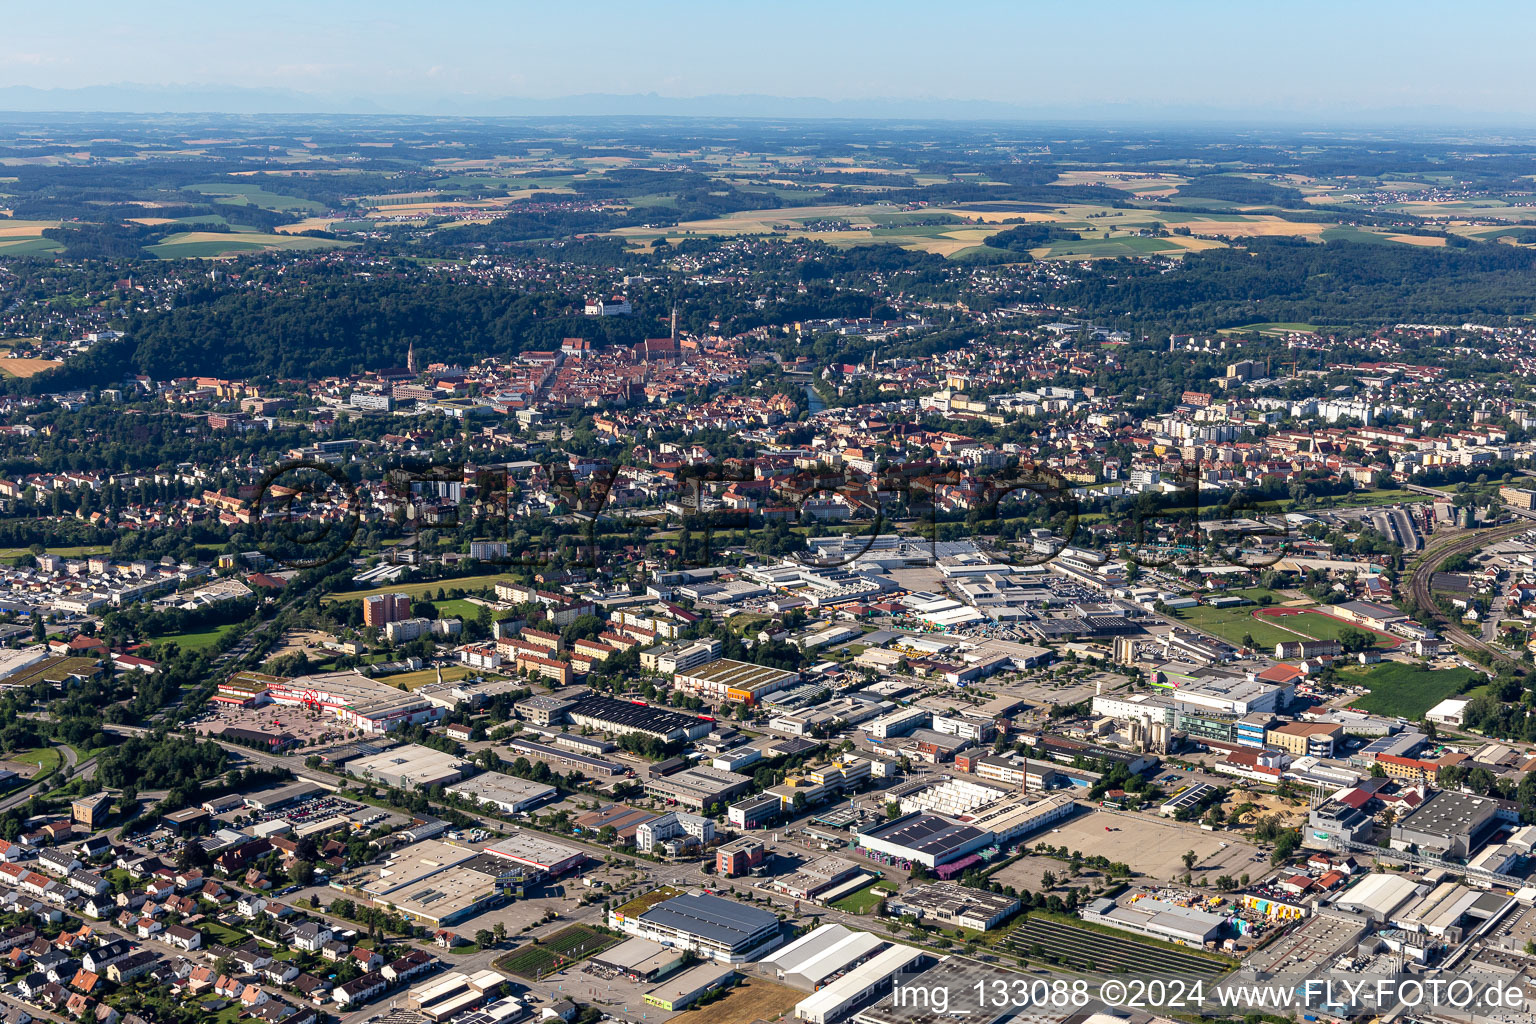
[609,890,782,963]
[855,812,994,870]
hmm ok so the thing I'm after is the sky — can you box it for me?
[3,0,1536,122]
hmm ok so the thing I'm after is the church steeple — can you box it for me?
[407,341,417,374]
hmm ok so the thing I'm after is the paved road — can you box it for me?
[0,743,84,812]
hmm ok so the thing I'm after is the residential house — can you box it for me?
[349,947,383,971]
[106,951,159,983]
[381,949,434,984]
[293,973,332,1004]
[288,921,331,953]
[333,971,386,1007]
[161,925,200,951]
[82,940,133,975]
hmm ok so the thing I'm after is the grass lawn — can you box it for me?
[1175,604,1299,649]
[149,622,240,651]
[1310,487,1439,509]
[325,573,519,603]
[200,921,251,947]
[420,939,483,956]
[429,598,484,619]
[831,880,891,914]
[1340,662,1480,719]
[0,543,112,564]
[203,1000,245,1024]
[727,612,772,635]
[6,746,61,779]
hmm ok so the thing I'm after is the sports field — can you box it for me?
[1254,607,1401,647]
[1173,603,1299,649]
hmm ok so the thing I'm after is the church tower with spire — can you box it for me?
[407,341,417,375]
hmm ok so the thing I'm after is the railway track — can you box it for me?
[1406,520,1533,669]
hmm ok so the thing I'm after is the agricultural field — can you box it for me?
[184,182,325,213]
[147,230,355,259]
[495,924,616,979]
[1340,662,1479,719]
[601,185,1449,260]
[0,357,62,377]
[0,219,62,254]
[1004,915,1232,977]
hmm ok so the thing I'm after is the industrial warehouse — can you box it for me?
[671,657,799,704]
[855,812,994,871]
[609,888,782,963]
[1081,892,1227,946]
[347,744,471,790]
[642,764,755,810]
[263,669,448,734]
[885,882,1021,931]
[851,957,1005,1024]
[766,925,935,1024]
[444,771,559,813]
[374,855,511,927]
[485,831,588,877]
[565,695,714,742]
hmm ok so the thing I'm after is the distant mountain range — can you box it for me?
[0,83,1517,127]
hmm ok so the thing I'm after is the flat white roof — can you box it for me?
[796,944,925,1020]
[787,931,885,986]
[766,924,856,975]
[1336,873,1421,915]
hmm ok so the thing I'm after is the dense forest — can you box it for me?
[1056,236,1536,329]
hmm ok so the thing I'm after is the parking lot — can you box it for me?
[993,807,1266,883]
[192,701,349,745]
[564,962,682,1020]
